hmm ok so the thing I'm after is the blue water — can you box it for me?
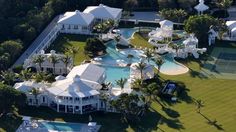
[99,28,185,85]
[40,121,82,131]
[100,65,130,86]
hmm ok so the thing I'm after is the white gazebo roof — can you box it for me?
[159,20,173,28]
[194,0,209,12]
[14,81,46,93]
[83,4,122,19]
[58,10,94,26]
[48,75,101,98]
[67,63,105,83]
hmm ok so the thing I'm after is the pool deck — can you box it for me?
[16,120,101,132]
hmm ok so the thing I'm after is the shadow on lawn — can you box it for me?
[199,112,224,131]
[189,68,209,79]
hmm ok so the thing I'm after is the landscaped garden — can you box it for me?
[4,32,234,131]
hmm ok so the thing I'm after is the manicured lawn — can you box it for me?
[130,32,154,49]
[48,34,93,65]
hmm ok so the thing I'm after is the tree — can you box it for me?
[0,83,26,116]
[217,0,233,10]
[154,57,165,74]
[184,15,218,47]
[115,78,127,89]
[144,49,153,63]
[19,69,32,81]
[61,54,71,74]
[68,46,79,66]
[48,55,59,74]
[110,93,145,121]
[0,70,16,86]
[143,82,159,102]
[31,88,40,106]
[195,99,204,113]
[135,61,146,80]
[0,40,23,60]
[131,78,144,91]
[169,43,185,56]
[159,9,187,23]
[32,55,45,71]
[99,92,109,110]
[0,53,10,71]
[84,38,106,57]
[124,0,138,14]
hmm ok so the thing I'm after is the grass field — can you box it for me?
[48,34,93,65]
[130,32,154,49]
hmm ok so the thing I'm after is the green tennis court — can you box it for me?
[202,47,236,80]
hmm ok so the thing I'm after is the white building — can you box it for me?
[15,63,108,114]
[58,10,95,34]
[83,4,122,23]
[23,50,73,75]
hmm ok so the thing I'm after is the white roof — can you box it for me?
[83,4,122,19]
[226,21,236,30]
[159,20,173,28]
[194,0,209,12]
[58,10,94,26]
[14,81,46,93]
[47,75,101,98]
[55,75,66,81]
[67,63,105,83]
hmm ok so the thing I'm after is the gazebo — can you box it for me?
[159,20,174,29]
[194,0,209,15]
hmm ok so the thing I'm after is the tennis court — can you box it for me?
[202,47,236,80]
[214,53,236,73]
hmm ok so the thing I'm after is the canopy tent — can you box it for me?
[194,0,209,15]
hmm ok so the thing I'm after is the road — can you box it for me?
[11,15,60,68]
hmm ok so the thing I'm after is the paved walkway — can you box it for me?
[11,15,60,68]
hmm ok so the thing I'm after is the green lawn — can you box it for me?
[48,34,93,65]
[130,32,154,49]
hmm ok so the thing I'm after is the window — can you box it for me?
[74,25,78,29]
[68,25,71,29]
[82,26,87,30]
[43,97,45,103]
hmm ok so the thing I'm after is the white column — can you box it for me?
[80,97,83,114]
[65,105,67,113]
[57,103,59,112]
[73,106,75,114]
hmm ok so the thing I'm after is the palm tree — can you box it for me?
[48,55,59,74]
[61,54,71,74]
[195,99,204,113]
[142,82,159,102]
[99,92,109,110]
[19,69,32,81]
[0,70,16,85]
[31,88,40,106]
[127,54,134,64]
[32,55,45,71]
[154,57,165,73]
[169,43,184,57]
[135,61,146,80]
[68,47,79,66]
[144,49,153,63]
[115,78,127,89]
[131,78,143,91]
[32,72,46,83]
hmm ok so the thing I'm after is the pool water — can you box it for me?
[40,121,82,131]
[98,28,187,85]
[100,65,130,86]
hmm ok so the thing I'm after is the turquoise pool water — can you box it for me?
[99,28,186,85]
[40,121,82,131]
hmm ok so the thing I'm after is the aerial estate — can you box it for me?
[0,0,236,132]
